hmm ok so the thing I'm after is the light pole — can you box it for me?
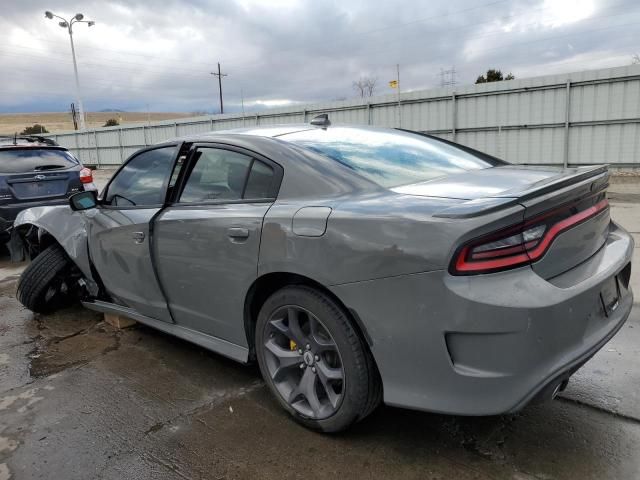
[44,11,95,131]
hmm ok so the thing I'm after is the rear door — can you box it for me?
[87,144,181,322]
[153,144,281,346]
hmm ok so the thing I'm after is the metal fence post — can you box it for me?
[75,131,80,163]
[143,126,148,146]
[210,118,214,131]
[118,128,124,164]
[451,92,457,142]
[563,80,571,168]
[174,122,178,136]
[367,102,372,125]
[255,114,260,126]
[302,109,307,122]
[93,130,100,167]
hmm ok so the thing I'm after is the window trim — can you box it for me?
[100,142,184,210]
[169,142,283,207]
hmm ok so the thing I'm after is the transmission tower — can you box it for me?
[439,67,457,88]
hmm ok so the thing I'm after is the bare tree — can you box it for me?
[352,76,378,98]
[633,54,640,65]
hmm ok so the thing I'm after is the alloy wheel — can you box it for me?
[263,305,345,419]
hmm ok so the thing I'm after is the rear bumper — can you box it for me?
[331,222,634,415]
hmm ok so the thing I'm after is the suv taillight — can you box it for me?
[79,167,93,184]
[450,197,609,275]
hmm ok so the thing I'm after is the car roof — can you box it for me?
[171,123,396,144]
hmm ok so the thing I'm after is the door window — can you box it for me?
[179,148,252,203]
[104,146,177,206]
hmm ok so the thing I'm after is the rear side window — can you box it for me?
[244,161,274,199]
[178,148,276,203]
[0,149,79,174]
[105,146,176,206]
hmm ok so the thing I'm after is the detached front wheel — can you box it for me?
[17,244,79,314]
[255,286,381,432]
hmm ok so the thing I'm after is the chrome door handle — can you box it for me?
[227,227,249,239]
[132,231,145,243]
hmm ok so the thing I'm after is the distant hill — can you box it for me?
[98,109,126,113]
[0,112,195,135]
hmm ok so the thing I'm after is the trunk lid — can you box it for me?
[392,165,606,201]
[395,165,611,279]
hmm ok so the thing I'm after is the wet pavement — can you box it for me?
[0,177,639,479]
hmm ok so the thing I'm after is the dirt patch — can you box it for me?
[27,307,121,378]
[608,192,640,204]
[0,278,18,298]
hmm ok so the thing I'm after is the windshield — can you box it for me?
[0,148,79,174]
[280,127,504,188]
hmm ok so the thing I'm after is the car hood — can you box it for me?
[391,165,589,200]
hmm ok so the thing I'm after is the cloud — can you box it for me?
[0,0,638,113]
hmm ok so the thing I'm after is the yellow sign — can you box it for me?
[389,80,398,88]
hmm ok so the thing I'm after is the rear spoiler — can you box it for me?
[434,165,609,219]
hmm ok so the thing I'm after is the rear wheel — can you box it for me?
[255,286,381,432]
[17,244,79,314]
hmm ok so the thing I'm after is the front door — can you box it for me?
[88,144,180,322]
[153,145,281,346]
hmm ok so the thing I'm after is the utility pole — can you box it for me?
[211,63,227,114]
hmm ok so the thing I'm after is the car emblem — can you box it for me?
[303,351,315,366]
[34,174,46,181]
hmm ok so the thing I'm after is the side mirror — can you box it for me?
[69,190,98,211]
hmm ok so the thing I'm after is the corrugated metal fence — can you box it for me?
[49,64,640,168]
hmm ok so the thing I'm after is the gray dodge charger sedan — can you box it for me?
[11,119,634,432]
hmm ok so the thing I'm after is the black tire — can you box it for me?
[17,244,78,314]
[255,285,381,432]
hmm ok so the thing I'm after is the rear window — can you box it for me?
[280,127,502,188]
[0,148,79,174]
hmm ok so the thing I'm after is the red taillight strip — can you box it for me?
[453,198,609,274]
[525,198,608,261]
[470,240,538,260]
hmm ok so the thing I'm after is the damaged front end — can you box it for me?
[10,205,101,298]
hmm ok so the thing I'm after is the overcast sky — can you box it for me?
[1,0,639,114]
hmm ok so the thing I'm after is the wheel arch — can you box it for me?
[11,206,100,295]
[244,272,374,361]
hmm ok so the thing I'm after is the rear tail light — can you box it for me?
[451,197,609,275]
[79,167,93,184]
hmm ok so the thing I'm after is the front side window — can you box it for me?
[104,146,176,206]
[280,127,504,188]
[179,148,275,203]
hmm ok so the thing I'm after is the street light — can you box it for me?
[44,11,95,131]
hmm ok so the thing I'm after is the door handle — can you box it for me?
[132,231,146,244]
[227,227,249,239]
